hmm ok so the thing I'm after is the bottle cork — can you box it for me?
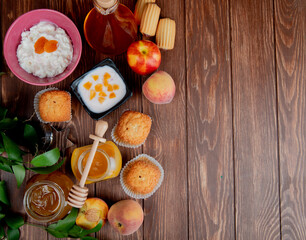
[140,3,161,37]
[96,0,116,9]
[134,0,156,25]
[156,18,176,50]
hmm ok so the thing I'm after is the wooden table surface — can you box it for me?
[1,0,305,239]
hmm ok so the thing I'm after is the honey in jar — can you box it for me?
[71,141,122,184]
[23,171,73,222]
[84,0,137,55]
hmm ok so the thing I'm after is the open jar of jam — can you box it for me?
[23,171,73,223]
[71,141,122,184]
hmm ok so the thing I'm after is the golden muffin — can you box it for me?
[38,90,71,122]
[120,154,164,199]
[112,111,152,147]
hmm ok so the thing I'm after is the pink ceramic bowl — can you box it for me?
[3,9,82,86]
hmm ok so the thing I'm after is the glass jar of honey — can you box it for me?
[23,171,74,223]
[71,141,122,184]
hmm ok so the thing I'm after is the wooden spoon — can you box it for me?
[68,120,108,208]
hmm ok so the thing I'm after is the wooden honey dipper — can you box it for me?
[68,120,108,208]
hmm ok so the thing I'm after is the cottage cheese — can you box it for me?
[17,21,73,78]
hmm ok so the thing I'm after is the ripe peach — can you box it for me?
[142,71,175,104]
[76,198,108,230]
[107,200,143,235]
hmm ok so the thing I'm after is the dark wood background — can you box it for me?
[1,0,305,239]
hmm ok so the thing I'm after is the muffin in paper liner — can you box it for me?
[34,88,72,123]
[111,110,152,148]
[120,154,164,199]
[111,123,143,148]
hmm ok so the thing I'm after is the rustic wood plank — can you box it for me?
[1,1,49,239]
[230,0,280,239]
[94,0,144,239]
[48,0,96,148]
[275,0,306,239]
[46,1,98,239]
[185,0,234,239]
[141,0,188,239]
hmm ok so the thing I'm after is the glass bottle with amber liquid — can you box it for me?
[84,0,137,55]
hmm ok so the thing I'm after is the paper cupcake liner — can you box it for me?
[120,154,164,199]
[111,123,145,148]
[111,109,152,148]
[34,88,72,124]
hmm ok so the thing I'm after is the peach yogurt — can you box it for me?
[77,66,127,113]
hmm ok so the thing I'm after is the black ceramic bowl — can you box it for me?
[70,58,132,120]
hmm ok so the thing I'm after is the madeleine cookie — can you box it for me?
[140,3,161,36]
[156,18,176,50]
[134,0,156,25]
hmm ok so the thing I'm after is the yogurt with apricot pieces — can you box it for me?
[77,66,127,113]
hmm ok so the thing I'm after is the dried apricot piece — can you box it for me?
[107,85,113,92]
[44,40,58,53]
[103,78,109,87]
[113,84,120,90]
[109,92,116,99]
[34,37,48,54]
[104,72,111,80]
[92,75,99,81]
[90,90,96,100]
[83,82,92,90]
[98,97,105,103]
[103,73,111,86]
[95,84,103,92]
[99,91,107,97]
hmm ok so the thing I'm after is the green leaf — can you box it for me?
[79,221,103,237]
[0,224,4,237]
[0,181,10,205]
[0,118,18,131]
[0,154,21,173]
[0,107,7,120]
[0,213,5,221]
[0,162,13,173]
[0,72,5,76]
[67,225,83,237]
[45,210,102,239]
[12,165,26,188]
[1,133,23,162]
[5,213,24,229]
[0,147,5,154]
[0,156,19,166]
[31,148,60,167]
[29,157,65,174]
[48,207,78,231]
[45,228,69,238]
[23,124,39,154]
[7,228,20,240]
